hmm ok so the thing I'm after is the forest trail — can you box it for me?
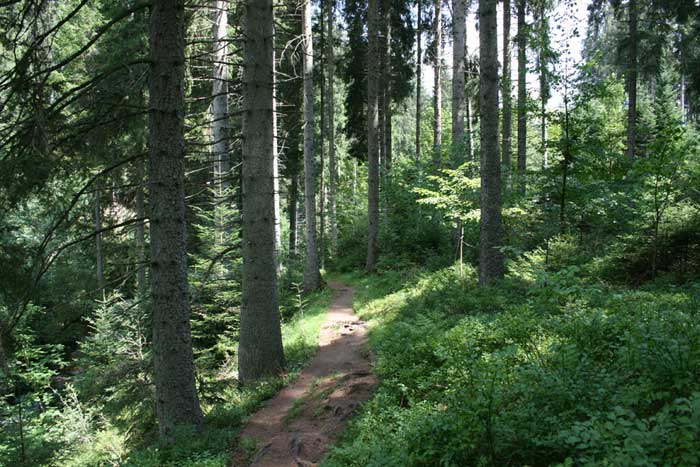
[231,282,377,467]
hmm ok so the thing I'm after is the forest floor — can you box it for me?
[230,282,377,467]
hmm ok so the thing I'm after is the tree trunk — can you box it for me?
[381,0,392,173]
[560,91,570,233]
[538,3,548,169]
[452,0,466,167]
[319,4,326,269]
[516,0,527,194]
[626,0,637,158]
[501,0,512,179]
[302,0,321,292]
[239,0,285,383]
[415,0,422,164]
[211,0,230,199]
[94,183,104,297]
[272,29,282,272]
[366,0,380,272]
[135,158,147,301]
[467,91,474,160]
[148,0,203,438]
[289,173,299,257]
[433,0,442,168]
[327,0,338,254]
[478,0,505,285]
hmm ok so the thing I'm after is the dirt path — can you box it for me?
[231,282,377,467]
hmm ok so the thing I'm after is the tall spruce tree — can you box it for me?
[238,0,285,382]
[479,0,505,284]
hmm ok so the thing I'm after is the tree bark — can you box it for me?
[501,0,512,178]
[211,0,230,198]
[415,0,422,164]
[239,0,285,383]
[516,0,527,194]
[302,0,321,292]
[272,29,282,272]
[626,0,637,158]
[381,0,392,173]
[289,173,299,257]
[148,0,203,438]
[319,4,326,268]
[135,157,147,301]
[433,0,442,168]
[478,0,505,285]
[366,0,380,272]
[327,0,338,254]
[452,0,466,167]
[94,183,104,297]
[538,2,548,169]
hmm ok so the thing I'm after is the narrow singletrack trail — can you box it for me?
[231,282,377,467]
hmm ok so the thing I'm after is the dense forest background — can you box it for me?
[1,0,700,465]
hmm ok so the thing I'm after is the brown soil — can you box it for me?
[230,282,377,467]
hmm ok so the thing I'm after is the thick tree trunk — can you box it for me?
[478,0,505,285]
[366,0,380,272]
[433,0,442,168]
[211,0,230,198]
[327,0,337,254]
[302,0,321,292]
[148,0,203,438]
[501,0,512,178]
[626,0,637,158]
[415,0,422,164]
[516,0,527,194]
[239,0,285,382]
[452,0,466,167]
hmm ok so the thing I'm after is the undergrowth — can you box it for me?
[324,252,700,467]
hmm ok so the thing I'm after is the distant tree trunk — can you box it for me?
[302,0,321,292]
[680,71,687,123]
[537,3,548,168]
[381,0,392,173]
[516,0,527,194]
[366,0,380,272]
[433,0,442,168]
[415,0,422,164]
[626,0,637,158]
[327,0,338,254]
[452,0,466,167]
[467,95,474,159]
[501,0,512,179]
[560,88,571,233]
[94,184,104,296]
[135,158,147,301]
[320,5,326,269]
[239,0,285,383]
[148,0,203,438]
[211,0,230,199]
[353,158,358,200]
[479,0,505,285]
[272,30,282,272]
[289,173,299,257]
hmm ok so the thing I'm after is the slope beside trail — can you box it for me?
[231,281,377,467]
